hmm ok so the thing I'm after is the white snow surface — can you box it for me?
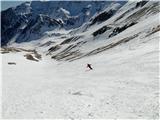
[2,32,159,119]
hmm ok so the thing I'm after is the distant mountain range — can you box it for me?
[1,1,126,46]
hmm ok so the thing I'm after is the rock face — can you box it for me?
[24,54,39,62]
[109,22,137,38]
[1,9,62,45]
[1,8,23,46]
[135,1,148,8]
[15,14,62,43]
[90,10,114,25]
[89,3,122,25]
[48,45,61,53]
[93,26,111,37]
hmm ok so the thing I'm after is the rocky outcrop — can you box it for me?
[109,22,137,38]
[48,45,61,53]
[135,1,148,8]
[60,36,82,45]
[15,14,62,43]
[93,26,111,37]
[90,10,114,25]
[24,54,39,62]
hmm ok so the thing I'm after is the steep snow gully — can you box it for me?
[1,0,160,119]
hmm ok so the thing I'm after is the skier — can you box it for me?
[87,63,93,70]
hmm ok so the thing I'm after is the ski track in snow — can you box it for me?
[1,32,159,119]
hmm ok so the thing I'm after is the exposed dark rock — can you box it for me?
[60,36,82,45]
[93,26,111,37]
[90,10,114,25]
[60,36,67,39]
[59,44,77,54]
[51,50,82,61]
[33,50,42,60]
[1,47,21,53]
[1,6,62,46]
[51,40,87,61]
[51,44,81,60]
[109,22,137,38]
[1,51,10,54]
[48,45,61,52]
[24,54,39,62]
[0,47,39,55]
[16,14,62,43]
[8,62,16,65]
[1,8,29,46]
[125,7,149,22]
[76,41,87,46]
[70,34,139,62]
[146,25,160,37]
[60,37,74,45]
[72,91,83,96]
[136,1,148,8]
[86,34,138,56]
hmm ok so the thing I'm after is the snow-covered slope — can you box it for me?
[2,23,159,119]
[42,0,160,62]
[1,0,160,119]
